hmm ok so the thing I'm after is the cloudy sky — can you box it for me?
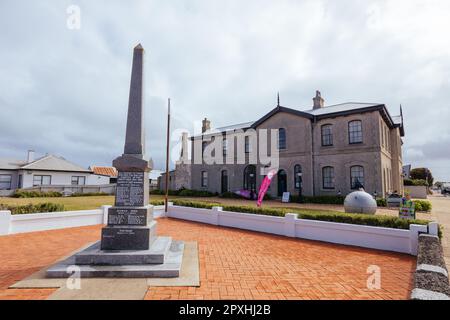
[1,0,449,181]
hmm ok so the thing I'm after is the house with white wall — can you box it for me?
[0,150,111,196]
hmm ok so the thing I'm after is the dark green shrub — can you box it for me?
[168,200,429,231]
[12,190,62,198]
[291,195,345,205]
[404,179,428,186]
[0,203,65,214]
[178,189,217,197]
[150,189,164,195]
[414,200,432,212]
[376,198,387,207]
[70,192,109,197]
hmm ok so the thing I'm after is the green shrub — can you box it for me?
[178,189,217,197]
[12,190,62,198]
[404,179,428,186]
[376,198,387,207]
[290,195,345,205]
[70,192,109,197]
[168,200,429,231]
[0,202,64,214]
[219,192,242,199]
[414,200,432,212]
[150,189,164,195]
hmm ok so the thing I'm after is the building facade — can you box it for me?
[161,92,405,198]
[0,151,111,196]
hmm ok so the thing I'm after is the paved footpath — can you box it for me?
[429,195,450,271]
[0,218,415,300]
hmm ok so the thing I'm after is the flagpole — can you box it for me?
[164,98,171,213]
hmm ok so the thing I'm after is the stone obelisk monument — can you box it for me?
[46,44,184,278]
[101,44,156,251]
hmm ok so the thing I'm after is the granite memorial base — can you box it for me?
[46,239,184,278]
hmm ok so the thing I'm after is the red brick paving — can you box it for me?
[0,218,415,300]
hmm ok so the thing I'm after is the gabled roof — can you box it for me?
[251,106,314,128]
[19,155,92,173]
[90,166,118,177]
[189,100,405,139]
[0,159,27,170]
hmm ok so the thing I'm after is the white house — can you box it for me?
[0,150,112,196]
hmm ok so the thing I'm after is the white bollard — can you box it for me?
[0,210,12,235]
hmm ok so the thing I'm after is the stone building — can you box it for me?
[160,91,405,198]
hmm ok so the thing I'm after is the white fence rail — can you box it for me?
[0,204,439,256]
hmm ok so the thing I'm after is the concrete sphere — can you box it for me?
[344,190,377,215]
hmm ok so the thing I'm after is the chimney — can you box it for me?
[202,118,211,133]
[27,150,35,163]
[180,132,189,162]
[313,90,324,109]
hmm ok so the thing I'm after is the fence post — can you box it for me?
[409,224,428,255]
[0,210,11,235]
[428,222,439,237]
[101,205,112,225]
[211,207,223,225]
[284,213,298,237]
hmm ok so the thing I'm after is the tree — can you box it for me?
[410,168,434,186]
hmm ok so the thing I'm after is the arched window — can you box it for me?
[278,128,286,150]
[222,138,227,156]
[348,120,363,144]
[294,165,302,190]
[350,166,364,189]
[321,125,333,146]
[243,165,256,191]
[322,167,335,189]
[201,171,208,188]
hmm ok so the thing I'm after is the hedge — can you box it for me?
[0,203,65,214]
[164,200,429,231]
[291,195,345,205]
[404,179,429,186]
[12,190,62,198]
[70,192,109,197]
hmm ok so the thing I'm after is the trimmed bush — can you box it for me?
[376,198,387,207]
[178,189,217,197]
[404,179,428,186]
[150,189,164,195]
[12,190,62,198]
[168,200,429,231]
[290,195,345,205]
[414,200,432,212]
[70,192,109,197]
[0,203,65,214]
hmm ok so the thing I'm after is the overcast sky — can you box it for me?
[1,0,449,181]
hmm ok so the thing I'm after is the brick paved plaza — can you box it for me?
[0,218,415,300]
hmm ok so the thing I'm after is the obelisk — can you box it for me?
[101,44,156,250]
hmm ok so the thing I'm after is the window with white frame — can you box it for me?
[71,176,86,185]
[0,174,12,190]
[33,175,51,186]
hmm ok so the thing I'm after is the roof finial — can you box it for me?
[277,92,280,107]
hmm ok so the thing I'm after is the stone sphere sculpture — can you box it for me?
[344,190,377,215]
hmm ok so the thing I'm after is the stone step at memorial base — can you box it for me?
[46,240,184,278]
[75,236,172,265]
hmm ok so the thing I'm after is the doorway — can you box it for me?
[277,169,287,197]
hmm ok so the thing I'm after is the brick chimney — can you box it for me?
[313,90,324,109]
[202,118,211,133]
[27,150,35,163]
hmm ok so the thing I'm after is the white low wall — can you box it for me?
[0,204,439,256]
[404,186,428,199]
[167,205,438,256]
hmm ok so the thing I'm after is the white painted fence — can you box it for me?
[0,204,439,256]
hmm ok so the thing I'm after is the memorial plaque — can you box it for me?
[108,207,148,226]
[101,227,150,250]
[115,171,145,207]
